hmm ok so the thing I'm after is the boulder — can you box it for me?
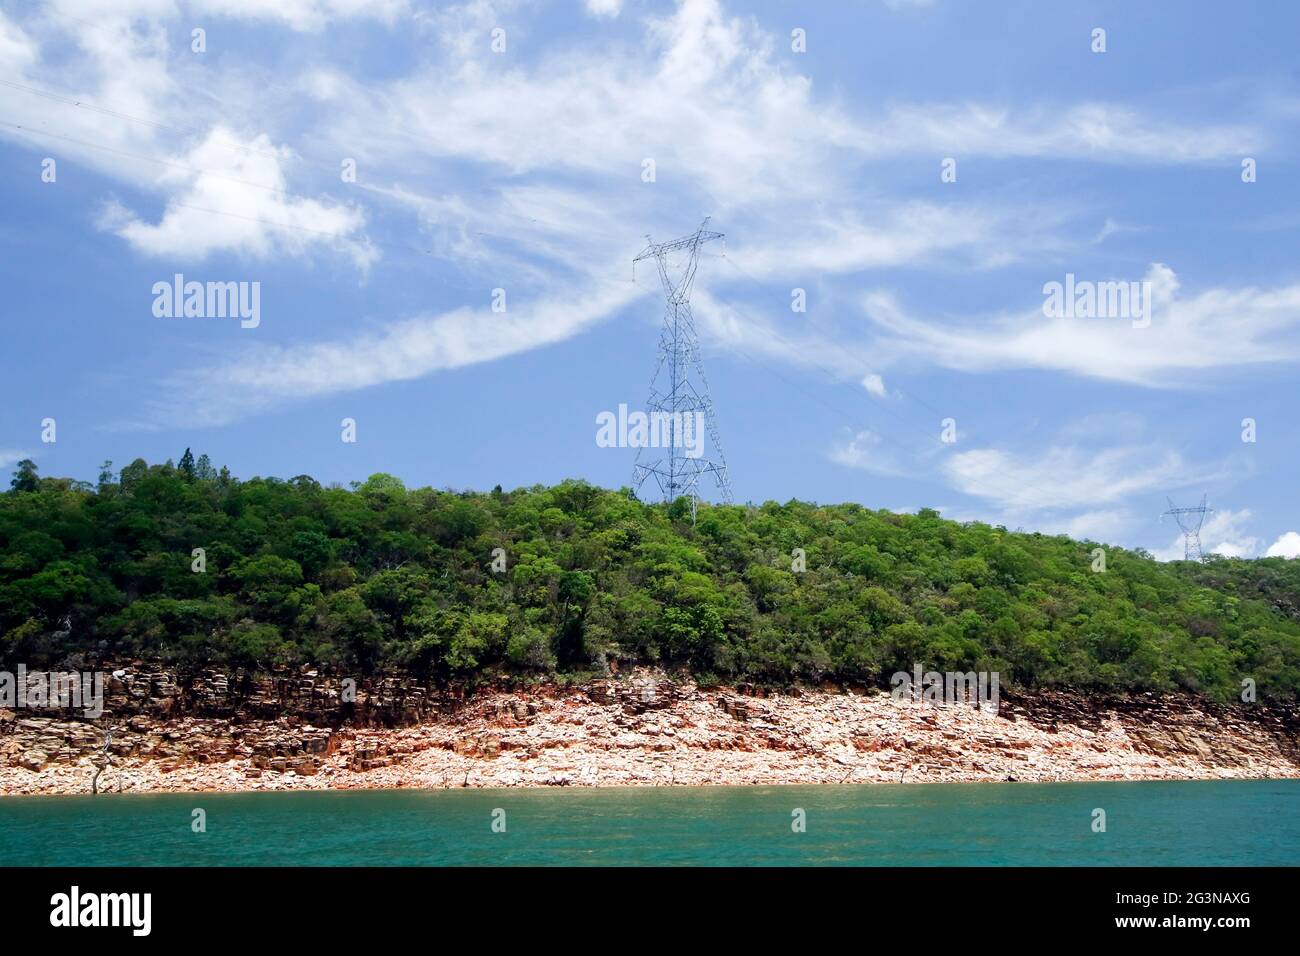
[19,749,47,770]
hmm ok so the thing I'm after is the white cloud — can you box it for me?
[4,0,1290,431]
[43,0,403,33]
[315,0,1260,218]
[829,411,1231,552]
[828,429,909,477]
[938,505,1136,544]
[1211,540,1253,558]
[941,442,1190,515]
[861,373,887,397]
[862,263,1300,385]
[105,127,375,266]
[1,5,176,170]
[583,0,622,17]
[727,201,1070,279]
[855,102,1258,163]
[1092,218,1149,244]
[1151,508,1257,562]
[1052,509,1135,543]
[143,279,644,427]
[315,0,858,211]
[1,2,387,269]
[188,0,407,31]
[0,12,38,73]
[692,289,865,379]
[927,414,1245,552]
[1265,532,1300,559]
[5,0,1273,271]
[944,443,1206,513]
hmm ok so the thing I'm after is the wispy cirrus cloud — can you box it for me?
[1,2,386,267]
[137,278,644,428]
[859,264,1300,386]
[830,411,1234,552]
[942,442,1211,513]
[3,0,1291,433]
[186,0,408,32]
[854,102,1259,163]
[828,429,912,477]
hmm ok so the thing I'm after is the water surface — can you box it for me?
[1,780,1295,866]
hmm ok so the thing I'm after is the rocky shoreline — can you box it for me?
[2,666,1298,795]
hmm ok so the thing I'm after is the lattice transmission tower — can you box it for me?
[1163,495,1213,562]
[631,218,733,509]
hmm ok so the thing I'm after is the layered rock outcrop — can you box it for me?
[2,665,1297,794]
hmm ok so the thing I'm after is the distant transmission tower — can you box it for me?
[631,218,733,510]
[1163,495,1213,562]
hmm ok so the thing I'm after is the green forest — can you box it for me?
[3,454,1299,702]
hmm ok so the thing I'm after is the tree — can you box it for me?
[290,531,333,579]
[1,454,1298,701]
[178,448,196,481]
[118,458,148,493]
[9,459,38,493]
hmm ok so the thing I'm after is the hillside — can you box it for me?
[3,456,1299,702]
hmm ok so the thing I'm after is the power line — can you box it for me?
[3,119,323,201]
[0,76,290,165]
[10,0,337,113]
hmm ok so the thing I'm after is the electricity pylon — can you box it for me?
[631,218,733,510]
[1163,495,1213,562]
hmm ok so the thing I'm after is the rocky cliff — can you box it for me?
[2,665,1297,794]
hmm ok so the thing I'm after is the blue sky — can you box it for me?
[2,0,1299,560]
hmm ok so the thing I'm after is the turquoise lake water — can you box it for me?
[1,780,1296,866]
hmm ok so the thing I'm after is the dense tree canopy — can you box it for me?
[3,456,1299,701]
